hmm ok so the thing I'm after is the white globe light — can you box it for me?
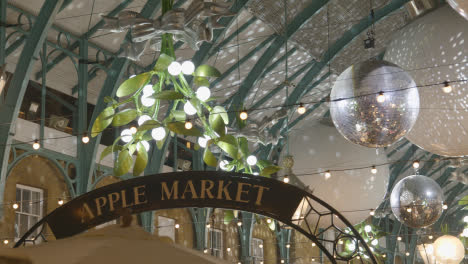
[463,228,468,237]
[246,155,258,166]
[141,94,155,107]
[220,160,233,171]
[284,121,388,228]
[168,61,182,76]
[181,60,195,75]
[196,86,211,102]
[184,101,197,115]
[138,115,152,126]
[140,140,150,151]
[434,235,465,264]
[464,216,468,223]
[121,129,133,143]
[385,6,468,156]
[371,240,378,246]
[143,84,154,95]
[151,127,166,141]
[198,135,211,148]
[364,225,372,233]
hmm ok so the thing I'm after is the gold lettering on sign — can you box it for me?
[181,180,199,199]
[108,192,120,211]
[81,202,95,222]
[217,180,232,200]
[253,185,270,206]
[235,182,251,203]
[121,190,133,208]
[161,181,179,200]
[200,180,215,199]
[134,185,147,205]
[95,197,107,216]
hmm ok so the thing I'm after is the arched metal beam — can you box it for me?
[77,0,161,196]
[227,0,330,118]
[0,0,65,214]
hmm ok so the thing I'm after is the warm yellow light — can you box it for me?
[283,176,290,183]
[206,223,211,228]
[259,244,263,248]
[281,260,285,264]
[442,203,448,210]
[443,81,452,94]
[130,126,137,134]
[286,244,291,248]
[397,236,402,241]
[377,92,386,103]
[324,170,331,179]
[407,207,412,213]
[58,199,64,206]
[185,120,193,130]
[406,252,410,256]
[312,243,316,247]
[239,110,248,120]
[429,235,434,240]
[237,221,242,227]
[82,135,90,144]
[227,247,231,252]
[203,249,208,254]
[434,235,465,264]
[12,203,18,210]
[266,218,272,224]
[383,254,386,258]
[413,160,420,169]
[2,240,8,245]
[175,224,180,229]
[297,103,306,115]
[370,210,375,216]
[186,141,191,149]
[371,166,377,174]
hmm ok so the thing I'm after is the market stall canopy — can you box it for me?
[0,225,230,264]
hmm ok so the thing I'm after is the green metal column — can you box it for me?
[239,212,255,264]
[0,0,64,213]
[276,228,292,264]
[189,208,212,250]
[0,0,6,65]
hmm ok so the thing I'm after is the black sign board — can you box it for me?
[45,171,305,239]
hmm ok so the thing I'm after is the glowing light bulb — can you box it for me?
[203,249,208,254]
[405,252,410,256]
[281,260,285,263]
[237,221,242,227]
[442,203,448,210]
[413,160,420,169]
[377,92,385,103]
[239,110,248,120]
[227,247,231,252]
[383,254,386,258]
[259,244,263,248]
[246,155,257,166]
[356,256,361,260]
[82,134,90,144]
[184,101,197,115]
[58,199,64,205]
[324,170,331,179]
[151,127,166,141]
[185,120,193,130]
[443,81,452,93]
[175,224,180,229]
[141,94,155,107]
[286,244,290,248]
[140,140,150,151]
[168,61,182,76]
[397,236,402,241]
[283,176,290,183]
[371,166,377,174]
[253,172,259,176]
[142,84,154,95]
[364,225,372,233]
[206,223,211,228]
[297,103,306,114]
[198,135,211,148]
[266,218,272,224]
[464,216,468,223]
[196,86,211,102]
[312,258,315,262]
[220,160,232,171]
[3,240,8,245]
[429,235,433,240]
[138,115,152,126]
[371,239,378,246]
[32,140,40,150]
[12,203,18,210]
[370,210,375,216]
[121,129,133,143]
[407,207,412,213]
[181,60,195,75]
[130,126,137,134]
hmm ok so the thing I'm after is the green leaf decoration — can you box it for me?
[257,160,273,168]
[238,137,249,158]
[224,210,234,225]
[133,142,148,176]
[171,110,186,122]
[167,122,203,137]
[104,96,116,104]
[156,136,167,149]
[139,120,161,131]
[116,72,152,98]
[210,114,225,137]
[459,195,468,205]
[260,166,282,177]
[210,106,229,125]
[154,54,174,72]
[151,90,184,100]
[194,65,221,78]
[112,109,138,127]
[128,144,137,156]
[114,149,133,177]
[100,144,123,161]
[194,76,210,87]
[91,106,115,137]
[217,135,238,159]
[203,147,218,167]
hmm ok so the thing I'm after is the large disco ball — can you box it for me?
[390,175,444,228]
[448,0,468,20]
[330,59,419,148]
[385,6,468,156]
[285,121,389,227]
[434,235,465,264]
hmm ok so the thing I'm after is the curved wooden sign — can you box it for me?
[15,171,377,264]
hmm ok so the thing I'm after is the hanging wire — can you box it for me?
[284,0,290,156]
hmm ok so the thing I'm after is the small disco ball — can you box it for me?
[330,59,419,148]
[390,175,444,228]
